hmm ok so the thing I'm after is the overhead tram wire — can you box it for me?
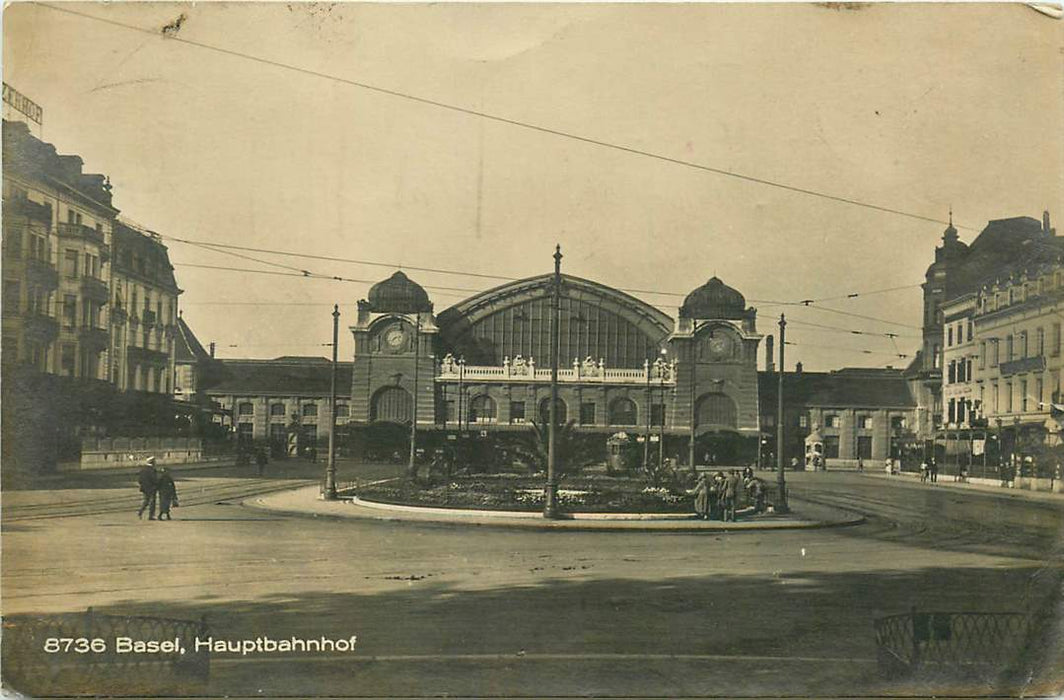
[42,3,975,233]
[782,340,910,359]
[786,319,921,339]
[173,252,922,331]
[176,264,919,356]
[794,283,923,304]
[167,232,926,309]
[166,232,923,323]
[163,235,518,283]
[172,262,484,296]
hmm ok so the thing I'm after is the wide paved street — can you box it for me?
[3,467,1062,697]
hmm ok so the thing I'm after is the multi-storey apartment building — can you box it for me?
[2,119,196,473]
[2,119,118,378]
[909,213,1055,440]
[934,217,1064,480]
[110,219,181,394]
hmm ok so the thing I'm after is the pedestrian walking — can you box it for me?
[693,473,710,520]
[856,456,864,472]
[156,468,179,521]
[920,461,928,483]
[709,472,725,520]
[723,469,740,522]
[929,458,939,483]
[255,447,268,477]
[137,457,158,520]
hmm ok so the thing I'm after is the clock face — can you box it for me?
[707,333,734,360]
[384,327,406,350]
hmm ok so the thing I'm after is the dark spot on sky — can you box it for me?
[161,13,187,37]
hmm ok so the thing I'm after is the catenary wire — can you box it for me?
[169,234,923,329]
[783,340,910,359]
[39,2,973,232]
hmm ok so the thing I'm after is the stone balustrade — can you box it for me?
[437,354,676,385]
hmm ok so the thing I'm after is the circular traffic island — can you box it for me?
[349,473,773,519]
[351,474,695,514]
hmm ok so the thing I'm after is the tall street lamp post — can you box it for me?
[323,304,340,500]
[408,313,422,478]
[657,351,667,474]
[688,335,698,471]
[776,314,789,513]
[544,244,562,519]
[643,357,652,473]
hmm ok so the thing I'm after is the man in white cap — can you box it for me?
[137,456,159,520]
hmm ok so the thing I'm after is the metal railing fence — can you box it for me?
[2,608,209,696]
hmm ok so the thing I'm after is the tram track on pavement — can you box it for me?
[790,481,1064,562]
[2,479,317,522]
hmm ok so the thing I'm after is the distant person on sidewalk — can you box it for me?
[929,458,939,483]
[723,469,740,522]
[856,456,864,472]
[920,461,929,483]
[137,457,158,520]
[255,447,268,477]
[693,473,710,520]
[156,468,179,521]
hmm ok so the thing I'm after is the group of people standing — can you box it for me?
[919,459,940,483]
[692,467,766,522]
[137,457,179,521]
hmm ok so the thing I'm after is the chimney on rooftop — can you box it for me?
[1044,210,1055,237]
[765,334,775,373]
[795,361,803,374]
[209,341,216,358]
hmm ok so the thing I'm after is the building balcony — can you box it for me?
[22,313,59,344]
[5,196,52,225]
[141,310,157,327]
[111,306,128,325]
[999,355,1046,377]
[24,257,59,290]
[80,276,109,303]
[79,325,110,352]
[127,344,170,367]
[57,222,106,248]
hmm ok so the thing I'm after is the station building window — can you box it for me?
[509,401,526,424]
[580,402,596,426]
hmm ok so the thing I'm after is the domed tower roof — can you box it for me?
[680,277,747,320]
[367,271,433,313]
[680,274,749,319]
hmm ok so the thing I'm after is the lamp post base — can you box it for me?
[323,468,338,501]
[774,483,789,514]
[543,482,560,519]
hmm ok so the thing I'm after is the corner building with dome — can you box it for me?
[348,270,766,463]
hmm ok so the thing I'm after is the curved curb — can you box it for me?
[242,486,865,532]
[350,495,696,521]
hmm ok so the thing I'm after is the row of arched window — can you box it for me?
[234,401,350,418]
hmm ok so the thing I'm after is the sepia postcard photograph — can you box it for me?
[1,2,1063,697]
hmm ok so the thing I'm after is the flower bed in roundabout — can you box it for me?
[350,474,695,514]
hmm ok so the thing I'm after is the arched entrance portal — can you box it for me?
[371,386,412,424]
[691,393,754,466]
[695,393,737,430]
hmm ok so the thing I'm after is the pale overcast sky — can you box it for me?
[4,3,1062,370]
